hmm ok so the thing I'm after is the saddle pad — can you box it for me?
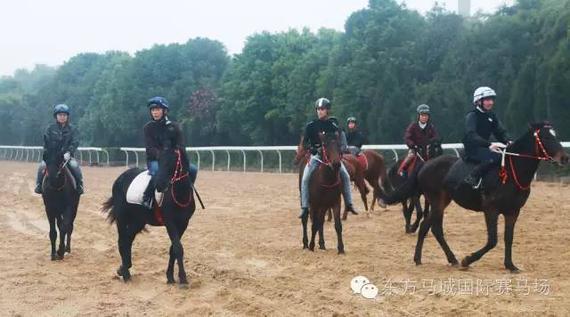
[355,154,369,170]
[126,171,152,204]
[126,171,165,206]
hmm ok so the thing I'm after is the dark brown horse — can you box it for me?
[102,147,196,284]
[299,132,345,253]
[295,138,368,220]
[385,140,443,233]
[380,122,568,272]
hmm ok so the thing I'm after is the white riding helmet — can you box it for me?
[473,86,496,104]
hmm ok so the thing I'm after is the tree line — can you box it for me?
[1,0,568,148]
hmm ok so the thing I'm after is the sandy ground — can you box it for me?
[0,161,569,316]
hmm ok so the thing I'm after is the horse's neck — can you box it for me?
[509,133,540,186]
[318,164,339,184]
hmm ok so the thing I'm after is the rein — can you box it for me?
[169,149,192,207]
[499,129,553,191]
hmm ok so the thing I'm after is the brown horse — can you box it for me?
[360,149,389,214]
[299,132,345,253]
[379,122,568,272]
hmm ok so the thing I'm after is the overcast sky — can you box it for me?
[1,0,513,77]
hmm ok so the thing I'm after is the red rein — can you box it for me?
[500,129,552,191]
[169,149,193,207]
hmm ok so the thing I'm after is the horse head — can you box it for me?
[319,131,342,170]
[156,147,190,192]
[44,150,66,189]
[526,122,568,166]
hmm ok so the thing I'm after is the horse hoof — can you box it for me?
[319,245,326,250]
[414,259,422,266]
[461,258,470,268]
[167,278,176,284]
[51,254,57,261]
[338,250,345,255]
[450,261,459,267]
[506,265,521,274]
[178,283,190,290]
[65,247,71,253]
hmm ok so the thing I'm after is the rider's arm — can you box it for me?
[144,123,160,161]
[428,124,440,143]
[464,112,491,147]
[404,123,416,149]
[339,130,348,153]
[67,126,79,154]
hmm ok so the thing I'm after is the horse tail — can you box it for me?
[101,196,117,224]
[379,166,420,205]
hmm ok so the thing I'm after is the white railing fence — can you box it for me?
[2,143,569,174]
[0,146,110,166]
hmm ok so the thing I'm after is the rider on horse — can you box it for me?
[400,104,439,176]
[299,97,357,219]
[34,104,84,195]
[345,117,366,155]
[463,86,512,188]
[142,96,198,209]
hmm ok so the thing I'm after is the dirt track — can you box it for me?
[0,161,569,316]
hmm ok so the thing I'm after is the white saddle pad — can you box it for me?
[126,171,164,206]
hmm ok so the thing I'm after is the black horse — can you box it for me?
[41,151,80,260]
[380,123,568,272]
[385,140,443,234]
[102,147,196,284]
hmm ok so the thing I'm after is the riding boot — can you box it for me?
[464,161,494,189]
[340,163,358,215]
[299,207,309,219]
[142,177,156,210]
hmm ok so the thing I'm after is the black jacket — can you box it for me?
[462,108,510,155]
[303,118,341,155]
[144,117,185,161]
[346,129,366,148]
[42,123,79,159]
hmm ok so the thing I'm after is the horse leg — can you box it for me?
[356,179,369,216]
[165,220,188,285]
[301,212,309,249]
[409,195,424,233]
[66,201,79,253]
[48,216,58,260]
[402,199,413,233]
[327,208,332,222]
[414,210,432,265]
[174,218,191,285]
[429,206,458,266]
[504,212,521,273]
[116,219,143,282]
[318,212,326,250]
[461,210,498,269]
[412,198,429,234]
[56,215,66,259]
[333,201,344,254]
[309,211,320,251]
